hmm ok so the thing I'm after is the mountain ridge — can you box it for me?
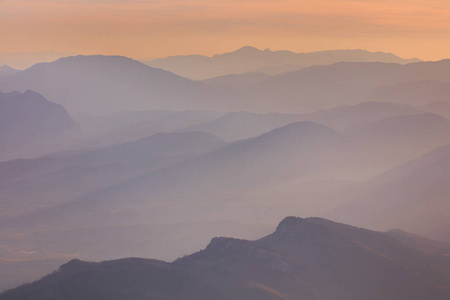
[0,55,220,115]
[0,90,78,161]
[147,47,421,79]
[3,217,450,300]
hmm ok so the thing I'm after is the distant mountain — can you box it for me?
[182,102,420,141]
[386,229,450,255]
[3,121,353,238]
[329,144,450,242]
[0,121,346,231]
[101,121,348,200]
[252,64,308,75]
[421,101,450,118]
[0,132,228,290]
[203,72,272,88]
[81,110,226,148]
[146,47,420,80]
[300,101,420,130]
[344,113,450,167]
[0,65,19,79]
[0,55,221,115]
[3,56,450,116]
[0,90,77,161]
[234,59,450,114]
[182,111,304,141]
[3,217,450,300]
[0,51,76,70]
[0,121,356,292]
[372,80,450,105]
[73,109,175,136]
[0,131,226,217]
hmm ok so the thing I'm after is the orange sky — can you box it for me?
[1,0,450,60]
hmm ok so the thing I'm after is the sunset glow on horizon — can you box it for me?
[1,0,450,61]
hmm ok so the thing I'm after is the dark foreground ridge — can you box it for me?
[2,217,450,300]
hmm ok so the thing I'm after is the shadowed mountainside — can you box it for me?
[0,90,77,161]
[2,217,450,300]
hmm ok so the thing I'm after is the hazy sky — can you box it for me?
[1,0,450,60]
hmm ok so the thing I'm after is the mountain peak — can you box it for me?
[5,217,450,300]
[232,46,261,53]
[0,64,16,71]
[275,216,306,233]
[274,216,330,237]
[51,54,141,66]
[59,259,94,273]
[0,64,20,79]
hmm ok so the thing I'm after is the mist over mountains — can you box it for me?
[0,55,220,115]
[146,46,421,80]
[0,54,449,117]
[1,47,450,296]
[328,143,450,242]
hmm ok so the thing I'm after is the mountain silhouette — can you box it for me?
[0,55,220,114]
[3,56,450,115]
[300,101,420,130]
[184,102,421,141]
[344,113,450,167]
[233,60,450,113]
[147,47,420,80]
[0,131,226,218]
[421,101,450,118]
[182,111,305,141]
[0,65,19,79]
[0,122,351,269]
[203,72,272,88]
[78,109,226,148]
[2,217,450,300]
[0,90,77,161]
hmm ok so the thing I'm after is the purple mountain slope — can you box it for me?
[2,217,450,300]
[0,90,77,161]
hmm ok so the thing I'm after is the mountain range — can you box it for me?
[1,48,450,294]
[0,55,220,115]
[146,46,421,80]
[0,51,76,70]
[231,59,450,113]
[343,112,450,168]
[0,121,354,291]
[0,131,226,218]
[2,217,450,300]
[2,55,450,116]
